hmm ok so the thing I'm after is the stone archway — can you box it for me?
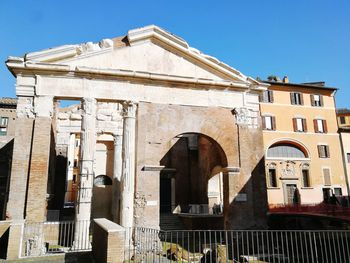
[159,133,228,228]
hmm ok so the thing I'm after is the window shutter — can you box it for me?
[272,116,276,130]
[292,118,297,132]
[323,120,328,133]
[323,168,331,185]
[290,93,295,104]
[300,93,304,105]
[303,118,307,132]
[314,119,319,133]
[310,95,315,106]
[262,116,266,129]
[320,95,324,106]
[318,145,324,158]
[259,92,264,102]
[270,90,274,103]
[326,145,330,157]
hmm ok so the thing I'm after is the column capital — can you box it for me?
[82,97,97,115]
[34,95,54,118]
[113,133,123,146]
[122,101,137,118]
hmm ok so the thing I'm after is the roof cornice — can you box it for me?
[6,59,266,91]
[6,25,268,92]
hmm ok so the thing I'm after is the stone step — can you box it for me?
[160,213,184,231]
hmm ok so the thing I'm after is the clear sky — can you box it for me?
[0,0,349,108]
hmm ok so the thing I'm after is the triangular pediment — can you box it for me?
[20,25,259,85]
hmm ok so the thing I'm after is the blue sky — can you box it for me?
[0,0,349,107]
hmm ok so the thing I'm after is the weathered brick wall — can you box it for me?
[92,219,125,263]
[26,117,52,222]
[226,126,267,229]
[135,102,266,229]
[135,102,240,229]
[6,118,34,220]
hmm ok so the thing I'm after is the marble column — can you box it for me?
[112,133,123,223]
[74,97,96,249]
[120,101,137,228]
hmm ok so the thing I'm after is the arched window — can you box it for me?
[94,175,112,186]
[267,143,307,159]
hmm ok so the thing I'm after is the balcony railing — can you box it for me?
[269,201,350,220]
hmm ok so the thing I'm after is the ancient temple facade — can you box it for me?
[5,25,269,230]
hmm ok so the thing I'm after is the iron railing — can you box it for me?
[22,220,92,257]
[127,228,350,262]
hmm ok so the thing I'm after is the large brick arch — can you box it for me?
[136,102,239,168]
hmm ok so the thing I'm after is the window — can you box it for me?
[301,164,310,187]
[323,168,331,185]
[74,159,78,167]
[347,153,350,163]
[318,145,330,158]
[334,188,342,196]
[262,116,276,130]
[94,175,112,186]
[290,92,303,105]
[267,143,307,159]
[268,163,277,187]
[311,94,323,107]
[340,116,346,124]
[0,127,7,136]
[314,119,328,133]
[0,117,8,136]
[0,117,8,126]
[260,90,274,103]
[293,118,307,132]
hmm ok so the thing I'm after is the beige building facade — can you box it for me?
[337,108,350,129]
[337,109,350,198]
[260,79,348,206]
[4,25,269,232]
[0,98,17,146]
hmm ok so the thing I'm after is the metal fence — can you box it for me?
[128,228,350,263]
[22,220,92,257]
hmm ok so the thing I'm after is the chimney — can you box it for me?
[283,76,289,83]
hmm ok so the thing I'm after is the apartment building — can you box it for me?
[337,108,350,129]
[337,108,350,200]
[0,97,16,219]
[260,78,348,206]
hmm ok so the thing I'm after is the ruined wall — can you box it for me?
[225,126,267,229]
[134,102,267,229]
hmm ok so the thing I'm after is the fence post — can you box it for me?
[6,220,24,260]
[93,218,126,263]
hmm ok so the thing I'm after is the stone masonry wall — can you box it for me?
[134,102,266,229]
